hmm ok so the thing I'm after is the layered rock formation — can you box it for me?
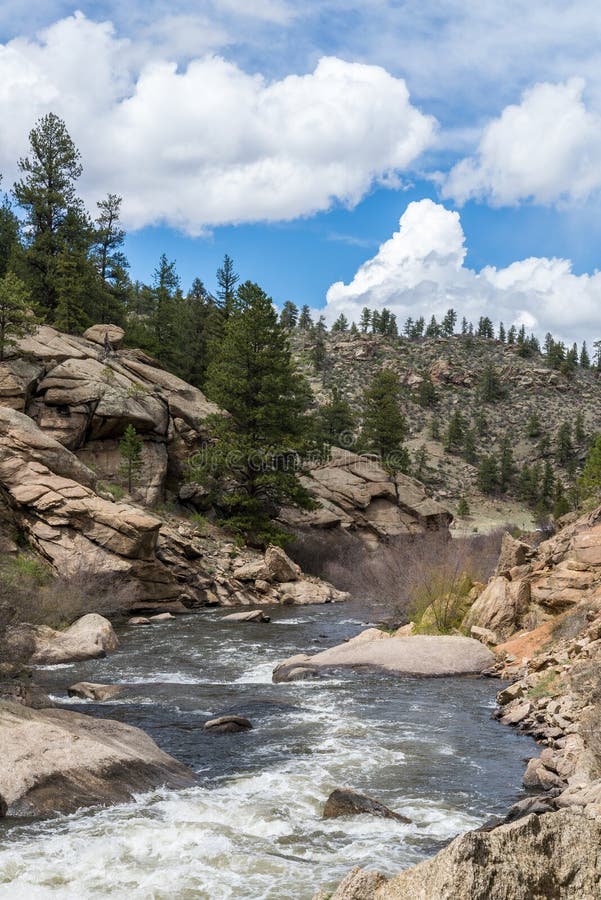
[280,447,452,547]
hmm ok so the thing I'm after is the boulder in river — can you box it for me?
[0,700,196,817]
[273,634,494,682]
[323,789,410,823]
[127,616,151,625]
[23,614,119,665]
[204,715,253,733]
[67,682,125,701]
[222,610,271,623]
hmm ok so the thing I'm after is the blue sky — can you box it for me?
[1,2,601,339]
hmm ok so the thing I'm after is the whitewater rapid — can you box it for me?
[0,605,535,898]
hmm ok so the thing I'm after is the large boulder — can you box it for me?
[462,576,530,641]
[25,614,119,665]
[0,700,196,816]
[495,532,534,577]
[323,810,601,900]
[82,324,125,349]
[67,682,124,701]
[273,634,494,682]
[265,545,300,582]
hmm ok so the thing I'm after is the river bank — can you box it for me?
[0,603,535,899]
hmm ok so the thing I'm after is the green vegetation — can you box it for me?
[119,425,143,492]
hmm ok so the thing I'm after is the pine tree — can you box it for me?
[479,364,505,402]
[151,254,180,367]
[93,193,128,324]
[0,190,21,278]
[441,308,457,336]
[280,301,299,329]
[457,497,470,517]
[216,254,239,318]
[119,424,144,493]
[430,415,441,441]
[507,325,517,344]
[553,480,570,518]
[13,113,84,319]
[579,435,601,501]
[311,326,327,372]
[499,436,516,492]
[332,313,349,333]
[360,307,371,333]
[0,271,38,360]
[417,375,438,408]
[477,455,499,494]
[173,277,223,387]
[462,428,478,465]
[575,411,587,445]
[360,369,408,471]
[526,411,542,439]
[315,389,356,448]
[298,305,313,330]
[498,322,506,343]
[194,281,312,544]
[580,341,591,369]
[445,410,465,452]
[556,422,575,467]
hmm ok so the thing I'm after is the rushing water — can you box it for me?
[0,603,535,899]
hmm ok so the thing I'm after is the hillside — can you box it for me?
[293,330,601,531]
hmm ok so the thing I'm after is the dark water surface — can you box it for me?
[0,603,535,898]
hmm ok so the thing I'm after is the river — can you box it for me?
[0,603,535,899]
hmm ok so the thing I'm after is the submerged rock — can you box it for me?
[222,610,271,623]
[323,789,410,823]
[0,700,196,817]
[203,715,253,733]
[67,682,124,701]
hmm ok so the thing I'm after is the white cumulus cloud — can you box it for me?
[0,13,436,234]
[325,199,601,342]
[443,78,601,206]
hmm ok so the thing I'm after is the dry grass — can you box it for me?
[288,528,503,625]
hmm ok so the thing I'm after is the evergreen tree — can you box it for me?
[462,428,478,465]
[579,435,601,501]
[430,415,441,441]
[499,436,517,492]
[13,113,83,319]
[445,410,465,452]
[457,497,470,517]
[216,254,239,317]
[477,455,499,494]
[196,281,312,544]
[332,313,349,333]
[507,325,517,344]
[0,271,38,360]
[173,277,223,387]
[537,433,551,458]
[315,389,356,448]
[479,363,505,402]
[417,374,438,408]
[311,324,327,372]
[498,322,506,343]
[425,315,440,338]
[298,305,313,330]
[441,308,457,337]
[575,411,587,445]
[556,422,575,467]
[414,316,425,338]
[119,424,144,493]
[279,301,299,329]
[477,316,494,339]
[93,193,128,324]
[370,310,381,333]
[360,369,408,471]
[474,409,488,436]
[553,480,570,518]
[360,307,371,333]
[152,254,180,366]
[414,444,427,480]
[526,411,542,439]
[0,191,21,278]
[541,460,555,507]
[403,316,414,338]
[580,341,591,369]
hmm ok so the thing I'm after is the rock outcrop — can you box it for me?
[273,632,494,682]
[25,614,119,665]
[320,810,601,899]
[0,700,196,816]
[280,448,452,547]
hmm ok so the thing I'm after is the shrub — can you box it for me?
[287,528,503,624]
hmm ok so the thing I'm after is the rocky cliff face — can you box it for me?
[280,447,451,548]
